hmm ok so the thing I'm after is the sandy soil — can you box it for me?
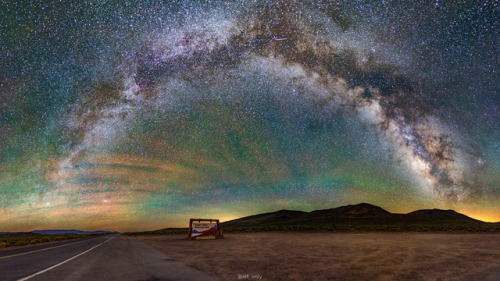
[136,232,500,281]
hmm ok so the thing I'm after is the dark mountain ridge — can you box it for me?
[221,203,495,231]
[32,229,117,235]
[1,229,117,235]
[309,203,392,218]
[404,209,475,221]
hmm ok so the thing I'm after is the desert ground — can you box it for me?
[137,232,500,281]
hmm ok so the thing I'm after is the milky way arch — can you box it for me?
[65,0,483,202]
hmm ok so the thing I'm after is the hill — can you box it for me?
[126,203,500,235]
[32,229,116,235]
[221,203,495,232]
[403,209,476,221]
[0,230,115,249]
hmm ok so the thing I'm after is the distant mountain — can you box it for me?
[404,209,477,221]
[32,229,116,235]
[309,203,392,218]
[0,232,36,235]
[224,209,308,226]
[221,203,493,231]
[223,203,396,226]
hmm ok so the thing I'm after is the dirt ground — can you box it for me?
[136,232,500,281]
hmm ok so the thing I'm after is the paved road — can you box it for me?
[0,235,219,281]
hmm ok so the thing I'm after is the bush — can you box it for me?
[14,240,27,247]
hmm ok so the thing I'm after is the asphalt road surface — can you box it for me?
[0,235,219,281]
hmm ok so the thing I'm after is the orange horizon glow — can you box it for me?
[465,213,500,223]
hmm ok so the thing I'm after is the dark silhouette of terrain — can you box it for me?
[32,229,117,235]
[220,203,497,232]
[1,230,116,235]
[125,203,500,235]
[0,230,118,249]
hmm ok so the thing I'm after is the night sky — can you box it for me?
[1,0,499,232]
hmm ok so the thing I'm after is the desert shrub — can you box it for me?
[41,236,50,242]
[0,242,10,248]
[14,240,27,246]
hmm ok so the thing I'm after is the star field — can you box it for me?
[0,0,499,231]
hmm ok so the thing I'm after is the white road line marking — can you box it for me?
[0,239,89,260]
[16,235,117,281]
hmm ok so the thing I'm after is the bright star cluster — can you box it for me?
[1,0,499,231]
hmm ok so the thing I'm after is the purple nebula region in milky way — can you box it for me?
[0,0,498,231]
